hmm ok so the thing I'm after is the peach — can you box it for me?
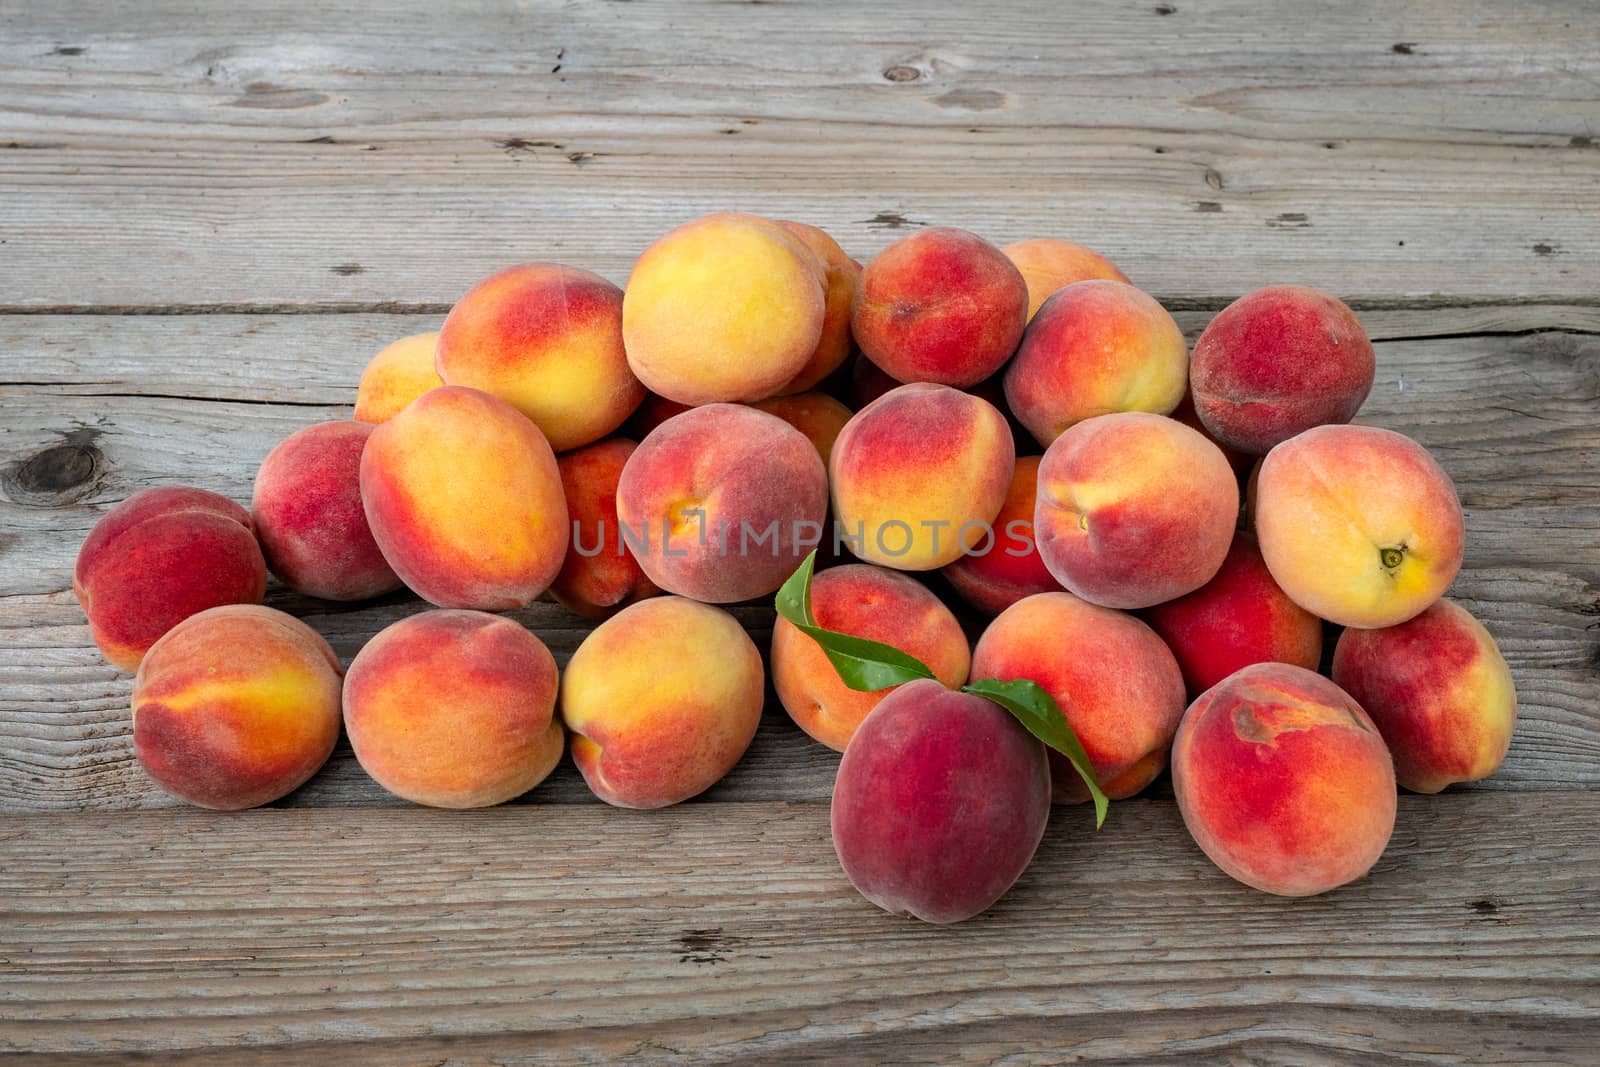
[622,213,825,404]
[1142,534,1322,697]
[360,386,569,610]
[1332,600,1517,793]
[1255,424,1464,628]
[560,596,763,808]
[1172,662,1397,896]
[1190,285,1375,455]
[74,486,268,671]
[251,421,402,602]
[942,456,1063,614]
[1004,280,1188,447]
[774,220,861,394]
[1035,412,1237,609]
[830,383,1014,570]
[616,404,827,603]
[353,332,443,424]
[1002,237,1130,321]
[851,227,1028,388]
[131,604,341,809]
[831,679,1050,923]
[771,564,970,751]
[751,391,854,466]
[550,438,661,618]
[971,592,1186,803]
[436,263,643,451]
[343,610,563,808]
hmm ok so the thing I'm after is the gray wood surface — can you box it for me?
[1,0,1598,1060]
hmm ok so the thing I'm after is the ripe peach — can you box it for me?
[771,564,970,751]
[1332,600,1517,793]
[971,592,1186,803]
[774,220,861,394]
[1142,534,1322,697]
[831,679,1051,923]
[622,213,825,404]
[343,610,563,808]
[353,332,443,424]
[360,386,569,610]
[560,596,764,808]
[1255,424,1464,628]
[942,456,1063,614]
[131,605,342,809]
[436,263,643,451]
[550,438,661,618]
[616,404,827,603]
[851,227,1028,388]
[1190,285,1375,455]
[251,421,402,602]
[1001,237,1129,321]
[1034,412,1237,609]
[1004,280,1188,447]
[1172,662,1397,896]
[830,383,1014,570]
[74,487,267,671]
[751,391,853,466]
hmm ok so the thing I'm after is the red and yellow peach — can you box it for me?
[550,438,661,618]
[1034,412,1237,609]
[1189,285,1375,455]
[353,332,443,424]
[1255,424,1463,628]
[772,564,970,751]
[560,596,764,808]
[751,391,854,466]
[1003,280,1188,446]
[131,604,342,809]
[1172,662,1397,896]
[616,404,828,603]
[971,592,1187,803]
[252,420,402,602]
[1332,599,1517,793]
[852,227,1028,388]
[359,386,569,610]
[75,486,267,671]
[343,610,563,808]
[774,220,861,394]
[436,263,643,451]
[941,456,1063,614]
[1001,237,1129,321]
[830,383,1014,570]
[622,213,826,404]
[1142,533,1322,697]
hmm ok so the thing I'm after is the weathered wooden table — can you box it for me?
[3,1,1598,1062]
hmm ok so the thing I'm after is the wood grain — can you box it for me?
[0,0,1597,307]
[1,793,1596,1063]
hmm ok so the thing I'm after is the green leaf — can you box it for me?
[774,552,1108,829]
[963,677,1109,828]
[774,551,935,691]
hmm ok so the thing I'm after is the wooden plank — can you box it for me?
[0,0,1597,307]
[2,319,1597,810]
[0,793,1596,1062]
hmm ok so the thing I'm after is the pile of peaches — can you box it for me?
[72,214,1516,923]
